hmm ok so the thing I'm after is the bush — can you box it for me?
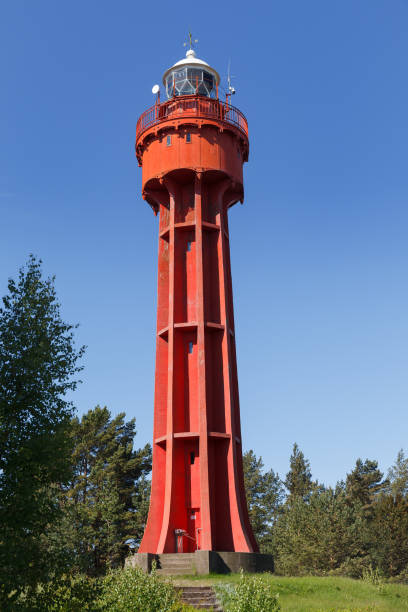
[388,566,408,583]
[98,566,182,612]
[16,574,102,611]
[329,557,373,579]
[14,567,182,612]
[218,571,280,612]
[315,609,377,612]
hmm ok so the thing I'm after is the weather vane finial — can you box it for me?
[184,31,198,51]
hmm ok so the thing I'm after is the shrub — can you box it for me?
[218,571,280,612]
[16,574,102,611]
[329,556,372,579]
[388,566,408,583]
[316,609,377,612]
[98,566,182,612]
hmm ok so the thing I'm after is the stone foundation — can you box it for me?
[126,550,274,575]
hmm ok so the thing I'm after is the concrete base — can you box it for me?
[126,550,274,575]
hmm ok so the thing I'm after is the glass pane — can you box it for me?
[174,68,186,80]
[165,67,215,98]
[166,75,174,97]
[187,68,203,81]
[180,80,194,95]
[203,71,214,90]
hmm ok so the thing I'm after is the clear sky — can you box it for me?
[1,1,407,487]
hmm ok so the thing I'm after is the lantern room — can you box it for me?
[162,49,220,99]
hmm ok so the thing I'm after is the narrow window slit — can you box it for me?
[188,341,193,354]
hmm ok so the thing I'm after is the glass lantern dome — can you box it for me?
[162,49,220,99]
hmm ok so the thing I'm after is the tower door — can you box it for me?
[187,507,201,550]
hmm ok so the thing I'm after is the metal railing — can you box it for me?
[136,95,248,141]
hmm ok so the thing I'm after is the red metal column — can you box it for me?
[157,179,176,553]
[195,172,213,551]
[216,185,258,552]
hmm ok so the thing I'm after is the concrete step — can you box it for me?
[156,553,196,574]
[183,601,223,612]
[181,587,214,593]
[182,595,219,600]
[183,599,221,606]
[157,563,193,566]
[158,562,193,568]
[156,568,193,575]
[179,586,222,611]
[159,560,193,565]
[158,553,195,561]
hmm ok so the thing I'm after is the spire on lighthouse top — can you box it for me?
[162,34,220,99]
[184,30,198,51]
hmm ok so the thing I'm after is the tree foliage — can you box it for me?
[243,450,284,552]
[345,458,386,509]
[387,449,408,499]
[243,443,408,581]
[54,406,152,575]
[273,485,366,575]
[284,442,314,503]
[0,256,84,604]
[370,492,408,577]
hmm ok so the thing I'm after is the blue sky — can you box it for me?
[1,1,407,486]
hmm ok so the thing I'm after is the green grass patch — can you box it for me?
[174,574,408,611]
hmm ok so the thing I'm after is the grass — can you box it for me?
[173,574,408,611]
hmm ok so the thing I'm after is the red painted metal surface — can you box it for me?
[136,95,248,142]
[136,92,258,554]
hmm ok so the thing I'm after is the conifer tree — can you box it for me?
[284,442,314,502]
[345,458,386,508]
[273,484,365,575]
[370,491,408,577]
[243,450,284,551]
[58,405,152,574]
[387,449,408,499]
[0,256,84,603]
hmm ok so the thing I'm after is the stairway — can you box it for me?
[155,553,196,575]
[179,586,222,611]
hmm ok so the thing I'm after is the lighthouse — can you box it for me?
[133,40,273,573]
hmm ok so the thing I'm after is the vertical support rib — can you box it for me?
[195,172,213,551]
[157,180,176,553]
[138,193,170,554]
[216,186,257,552]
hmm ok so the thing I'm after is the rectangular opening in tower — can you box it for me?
[174,230,196,324]
[157,232,170,331]
[173,329,198,433]
[185,439,200,552]
[175,184,195,224]
[205,330,226,433]
[209,437,234,551]
[203,230,221,324]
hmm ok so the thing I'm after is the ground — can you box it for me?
[173,574,408,611]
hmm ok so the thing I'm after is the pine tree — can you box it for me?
[243,450,284,552]
[387,449,408,499]
[345,458,386,508]
[0,256,84,603]
[284,442,314,502]
[273,485,365,575]
[57,405,152,574]
[371,492,408,577]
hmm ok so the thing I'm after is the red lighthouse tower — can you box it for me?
[134,43,270,572]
